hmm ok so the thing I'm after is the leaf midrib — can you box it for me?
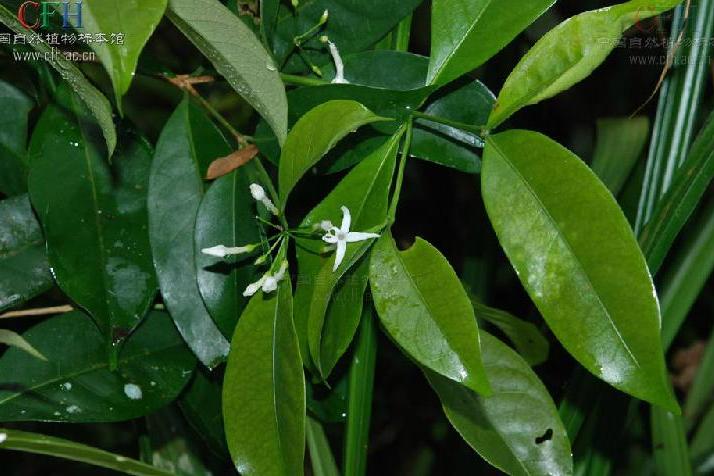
[486,137,640,369]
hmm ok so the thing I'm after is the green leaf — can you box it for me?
[320,50,429,90]
[78,0,168,105]
[0,329,46,361]
[651,409,692,476]
[146,406,213,476]
[195,167,263,338]
[487,2,680,129]
[481,129,676,411]
[0,310,196,422]
[0,3,117,155]
[167,0,288,144]
[591,117,650,195]
[428,0,556,86]
[685,328,714,424]
[0,79,33,196]
[0,195,53,312]
[370,233,491,395]
[278,100,388,205]
[306,416,340,476]
[411,80,495,173]
[223,277,306,476]
[691,403,714,471]
[639,109,714,275]
[294,132,400,377]
[0,428,173,476]
[28,92,157,342]
[425,332,573,476]
[472,301,549,366]
[179,369,228,457]
[272,0,421,73]
[148,98,230,368]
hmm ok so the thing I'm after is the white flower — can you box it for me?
[243,260,289,297]
[322,206,379,271]
[320,220,333,231]
[249,183,279,215]
[201,244,257,258]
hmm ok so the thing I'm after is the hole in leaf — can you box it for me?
[535,428,553,444]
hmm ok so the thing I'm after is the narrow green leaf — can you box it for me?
[148,98,230,368]
[685,328,714,424]
[78,0,167,105]
[487,2,681,129]
[273,0,421,73]
[481,130,676,411]
[370,232,491,395]
[0,3,116,155]
[278,100,388,205]
[0,428,173,476]
[651,409,692,476]
[195,167,263,338]
[306,416,340,476]
[591,116,650,195]
[0,80,33,196]
[411,80,494,173]
[0,195,53,312]
[472,301,549,366]
[28,89,157,342]
[0,329,46,361]
[691,403,714,472]
[639,109,714,275]
[294,132,400,377]
[0,311,196,422]
[223,276,305,476]
[428,0,556,86]
[167,0,288,144]
[425,332,573,476]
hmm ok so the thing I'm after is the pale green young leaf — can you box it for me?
[0,329,46,361]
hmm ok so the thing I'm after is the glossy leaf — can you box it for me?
[0,428,173,476]
[195,167,263,338]
[0,80,33,196]
[481,129,676,411]
[0,3,116,155]
[473,301,549,366]
[0,311,196,422]
[167,0,288,144]
[146,406,213,476]
[294,133,400,377]
[79,0,167,104]
[425,332,572,476]
[28,93,157,342]
[223,276,305,476]
[272,0,421,73]
[639,108,714,275]
[278,100,388,205]
[428,0,556,86]
[148,98,230,368]
[487,2,679,129]
[321,50,429,90]
[370,233,491,395]
[651,409,692,476]
[591,116,650,195]
[0,195,53,312]
[411,80,495,173]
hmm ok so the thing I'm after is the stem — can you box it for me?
[387,119,413,225]
[392,13,413,51]
[343,306,378,476]
[0,305,73,319]
[280,73,328,87]
[188,91,250,147]
[0,428,172,476]
[410,110,486,138]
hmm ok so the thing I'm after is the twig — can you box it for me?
[0,305,74,319]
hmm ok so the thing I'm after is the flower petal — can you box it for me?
[345,232,380,243]
[340,206,351,233]
[322,233,339,244]
[243,275,266,297]
[332,241,347,272]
